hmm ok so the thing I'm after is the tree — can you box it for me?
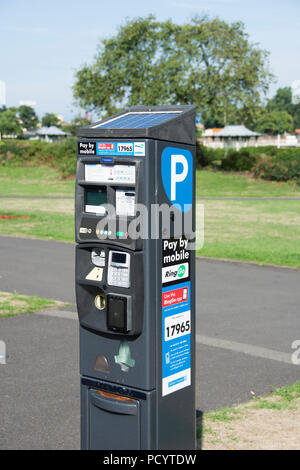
[267,87,300,129]
[42,113,60,127]
[0,108,22,138]
[267,87,292,112]
[73,15,273,124]
[18,105,38,129]
[255,110,293,135]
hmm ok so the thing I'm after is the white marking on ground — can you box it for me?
[196,334,294,365]
[36,309,77,320]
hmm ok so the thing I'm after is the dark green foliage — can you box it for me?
[197,144,300,185]
[18,105,39,129]
[73,15,273,124]
[254,149,300,185]
[0,108,22,136]
[221,149,259,171]
[267,87,300,129]
[41,113,61,127]
[0,138,76,178]
[196,142,225,167]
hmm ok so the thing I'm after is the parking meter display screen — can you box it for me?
[85,188,107,215]
[112,252,126,264]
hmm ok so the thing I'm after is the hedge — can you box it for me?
[1,138,300,185]
[0,138,77,177]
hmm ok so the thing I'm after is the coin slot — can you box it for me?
[95,294,106,311]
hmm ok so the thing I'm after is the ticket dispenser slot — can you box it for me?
[88,389,140,450]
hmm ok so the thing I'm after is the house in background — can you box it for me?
[36,126,70,142]
[202,125,300,149]
[24,126,70,142]
[202,125,261,150]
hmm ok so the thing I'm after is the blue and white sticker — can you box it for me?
[96,142,145,156]
[162,280,191,396]
[161,147,193,212]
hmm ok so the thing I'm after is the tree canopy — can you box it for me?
[73,15,273,125]
[42,113,60,127]
[18,105,39,130]
[0,108,22,138]
[255,110,293,135]
[267,87,300,129]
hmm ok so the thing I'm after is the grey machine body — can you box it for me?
[75,105,196,450]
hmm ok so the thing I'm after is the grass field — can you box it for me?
[200,381,300,450]
[0,166,300,267]
[196,170,300,198]
[197,200,300,267]
[0,167,74,196]
[0,291,66,317]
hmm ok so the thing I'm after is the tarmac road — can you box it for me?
[0,235,300,448]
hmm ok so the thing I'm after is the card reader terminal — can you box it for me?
[107,250,130,288]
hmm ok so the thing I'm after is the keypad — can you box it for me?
[110,267,130,288]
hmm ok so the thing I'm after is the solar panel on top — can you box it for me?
[95,112,181,129]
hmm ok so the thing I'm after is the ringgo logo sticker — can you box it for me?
[162,262,189,284]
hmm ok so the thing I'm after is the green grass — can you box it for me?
[200,381,300,445]
[0,209,74,242]
[196,170,300,198]
[197,199,300,268]
[0,291,65,317]
[0,167,74,196]
[205,407,241,422]
[252,381,300,411]
[1,166,300,268]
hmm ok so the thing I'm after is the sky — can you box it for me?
[1,0,299,121]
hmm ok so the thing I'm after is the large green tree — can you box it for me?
[18,105,39,129]
[42,113,60,127]
[267,87,300,129]
[73,15,273,124]
[0,108,22,138]
[255,110,293,135]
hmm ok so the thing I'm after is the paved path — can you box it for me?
[1,235,300,448]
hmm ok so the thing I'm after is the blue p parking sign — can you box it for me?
[161,147,193,212]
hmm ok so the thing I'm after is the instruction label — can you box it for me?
[162,236,191,396]
[162,280,191,396]
[96,142,145,156]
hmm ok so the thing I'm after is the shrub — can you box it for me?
[254,155,300,185]
[221,149,259,171]
[0,138,77,177]
[196,142,225,167]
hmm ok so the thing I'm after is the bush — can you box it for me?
[0,138,77,177]
[254,155,300,185]
[196,142,225,167]
[221,149,259,171]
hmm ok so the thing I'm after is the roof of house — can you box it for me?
[203,128,223,136]
[215,125,261,137]
[36,126,69,136]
